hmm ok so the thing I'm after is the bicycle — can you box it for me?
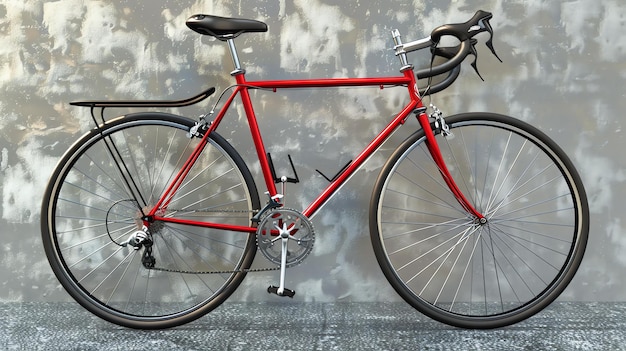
[41,10,589,330]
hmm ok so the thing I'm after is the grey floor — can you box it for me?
[1,302,624,350]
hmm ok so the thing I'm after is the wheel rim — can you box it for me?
[375,116,586,323]
[44,116,257,324]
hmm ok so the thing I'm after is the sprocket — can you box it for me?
[256,208,315,267]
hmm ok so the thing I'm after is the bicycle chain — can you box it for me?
[146,265,280,275]
[141,208,277,275]
[142,243,281,275]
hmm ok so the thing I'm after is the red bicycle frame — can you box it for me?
[149,64,483,232]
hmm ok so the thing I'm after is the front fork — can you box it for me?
[415,107,485,220]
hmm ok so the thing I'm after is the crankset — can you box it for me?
[257,208,315,297]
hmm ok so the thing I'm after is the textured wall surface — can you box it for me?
[0,0,624,302]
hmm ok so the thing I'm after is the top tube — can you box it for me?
[242,76,413,90]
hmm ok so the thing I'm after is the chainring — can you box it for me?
[256,208,315,267]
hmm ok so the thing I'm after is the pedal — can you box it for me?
[267,285,295,298]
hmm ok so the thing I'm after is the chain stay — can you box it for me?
[141,207,271,275]
[165,208,258,214]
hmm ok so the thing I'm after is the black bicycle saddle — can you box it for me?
[187,14,267,40]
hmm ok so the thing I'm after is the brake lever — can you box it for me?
[468,39,484,81]
[482,18,502,62]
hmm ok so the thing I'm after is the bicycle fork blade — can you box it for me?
[417,111,484,219]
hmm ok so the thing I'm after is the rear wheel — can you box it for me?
[370,113,589,328]
[41,113,260,329]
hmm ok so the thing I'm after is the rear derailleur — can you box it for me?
[120,226,155,268]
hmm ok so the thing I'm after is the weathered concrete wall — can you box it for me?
[1,0,623,302]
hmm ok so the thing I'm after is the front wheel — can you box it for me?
[370,113,589,329]
[41,113,260,329]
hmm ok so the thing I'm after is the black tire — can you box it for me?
[41,113,260,329]
[370,113,589,329]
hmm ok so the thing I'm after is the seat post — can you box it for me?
[226,38,245,76]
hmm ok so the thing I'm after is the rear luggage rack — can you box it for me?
[70,87,216,108]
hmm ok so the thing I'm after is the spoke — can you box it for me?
[384,188,461,214]
[81,152,135,201]
[449,227,483,311]
[489,184,571,220]
[442,129,478,208]
[485,225,505,312]
[173,154,227,201]
[488,223,565,271]
[382,217,473,242]
[382,203,463,222]
[62,176,129,212]
[120,129,150,203]
[75,244,127,284]
[149,127,191,202]
[92,248,136,296]
[102,133,149,208]
[432,224,477,304]
[170,165,227,204]
[488,141,536,213]
[487,225,548,291]
[404,146,469,216]
[485,131,513,212]
[123,255,143,312]
[487,169,562,219]
[491,204,575,228]
[154,235,217,296]
[60,227,131,250]
[166,225,244,272]
[104,251,136,305]
[401,225,481,284]
[477,127,497,214]
[171,182,243,212]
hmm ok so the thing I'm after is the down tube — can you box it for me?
[303,100,418,218]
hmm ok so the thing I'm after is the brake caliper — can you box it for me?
[430,104,451,137]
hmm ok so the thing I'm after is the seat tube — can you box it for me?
[227,38,277,195]
[235,73,278,196]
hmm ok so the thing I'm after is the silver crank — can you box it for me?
[257,208,315,297]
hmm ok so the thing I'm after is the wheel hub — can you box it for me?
[105,200,164,246]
